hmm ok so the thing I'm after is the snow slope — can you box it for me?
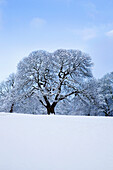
[0,113,113,170]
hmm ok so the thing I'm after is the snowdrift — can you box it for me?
[0,113,113,170]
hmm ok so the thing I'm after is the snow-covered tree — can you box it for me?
[15,49,93,115]
[67,78,99,116]
[97,72,113,116]
[0,73,15,112]
[14,93,46,114]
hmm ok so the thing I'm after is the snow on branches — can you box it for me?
[15,49,93,114]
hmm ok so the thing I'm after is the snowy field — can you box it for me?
[0,113,113,170]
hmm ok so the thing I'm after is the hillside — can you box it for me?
[0,113,113,170]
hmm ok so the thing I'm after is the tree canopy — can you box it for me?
[15,49,93,114]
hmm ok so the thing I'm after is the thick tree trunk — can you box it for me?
[42,95,57,115]
[47,105,55,115]
[10,103,14,113]
[47,102,57,115]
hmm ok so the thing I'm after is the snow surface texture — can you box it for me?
[0,113,113,170]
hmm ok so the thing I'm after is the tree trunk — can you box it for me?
[47,107,51,115]
[10,103,14,113]
[47,102,57,115]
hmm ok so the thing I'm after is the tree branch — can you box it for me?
[58,91,79,101]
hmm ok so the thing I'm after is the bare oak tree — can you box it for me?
[16,49,93,114]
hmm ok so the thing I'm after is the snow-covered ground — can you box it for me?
[0,113,113,170]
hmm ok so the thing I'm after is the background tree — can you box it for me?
[15,93,46,114]
[97,72,113,116]
[67,78,99,116]
[15,49,93,115]
[0,73,15,112]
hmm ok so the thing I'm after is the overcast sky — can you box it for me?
[0,0,113,82]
